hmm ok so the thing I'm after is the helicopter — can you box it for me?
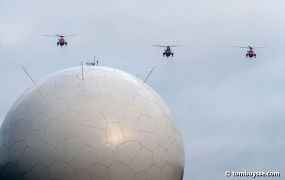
[153,45,176,58]
[232,46,267,59]
[43,34,77,47]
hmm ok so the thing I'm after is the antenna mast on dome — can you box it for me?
[81,62,84,80]
[22,66,37,86]
[86,56,99,66]
[22,66,43,96]
[143,66,156,84]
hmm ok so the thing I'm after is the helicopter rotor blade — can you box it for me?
[153,45,186,48]
[169,45,187,47]
[42,35,58,37]
[232,46,249,49]
[152,45,168,47]
[63,34,78,37]
[252,46,268,49]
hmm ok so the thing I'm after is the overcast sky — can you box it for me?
[1,0,285,179]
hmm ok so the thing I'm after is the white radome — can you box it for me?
[0,66,184,180]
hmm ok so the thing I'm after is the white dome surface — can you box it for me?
[0,66,184,180]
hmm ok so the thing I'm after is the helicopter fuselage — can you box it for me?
[246,49,256,58]
[163,47,174,57]
[57,37,67,47]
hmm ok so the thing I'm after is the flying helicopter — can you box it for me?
[232,46,267,59]
[153,45,176,58]
[43,34,77,47]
